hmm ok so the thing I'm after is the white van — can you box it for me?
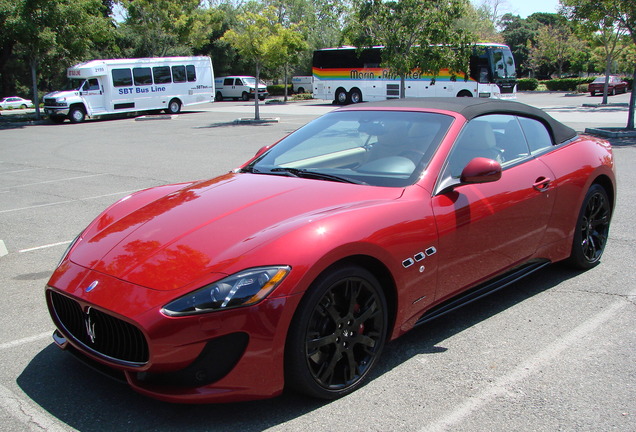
[43,56,214,123]
[214,76,268,101]
[291,76,312,94]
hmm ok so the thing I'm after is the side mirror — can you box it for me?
[460,157,501,184]
[254,145,272,158]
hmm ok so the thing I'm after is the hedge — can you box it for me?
[266,84,293,96]
[517,78,539,91]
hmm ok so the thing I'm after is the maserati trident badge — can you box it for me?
[85,307,96,343]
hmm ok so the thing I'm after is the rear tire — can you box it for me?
[457,90,473,97]
[567,184,611,269]
[285,264,388,399]
[349,89,362,104]
[215,91,223,101]
[335,89,348,105]
[166,99,181,114]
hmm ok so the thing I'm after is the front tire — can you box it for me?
[69,107,85,123]
[286,264,388,399]
[241,92,249,101]
[567,184,611,269]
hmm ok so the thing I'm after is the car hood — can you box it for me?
[69,173,403,291]
[44,90,79,100]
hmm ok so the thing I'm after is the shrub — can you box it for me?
[544,78,595,91]
[266,84,293,96]
[517,78,539,91]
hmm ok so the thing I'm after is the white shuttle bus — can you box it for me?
[44,56,214,123]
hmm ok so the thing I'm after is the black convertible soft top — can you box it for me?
[344,98,577,144]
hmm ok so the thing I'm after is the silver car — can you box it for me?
[0,96,33,109]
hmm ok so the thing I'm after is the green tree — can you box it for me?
[346,0,475,98]
[562,0,636,127]
[222,6,303,119]
[116,0,212,57]
[9,0,113,118]
[528,24,584,77]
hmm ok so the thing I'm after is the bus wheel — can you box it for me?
[69,107,86,123]
[350,89,362,104]
[335,89,348,105]
[242,92,249,101]
[457,90,473,97]
[215,91,223,101]
[167,99,181,114]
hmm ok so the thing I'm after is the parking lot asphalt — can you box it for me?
[0,93,634,431]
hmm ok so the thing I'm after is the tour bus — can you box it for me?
[44,56,214,123]
[312,43,517,104]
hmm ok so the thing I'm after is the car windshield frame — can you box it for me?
[245,110,454,187]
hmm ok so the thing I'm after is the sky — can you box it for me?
[496,0,561,18]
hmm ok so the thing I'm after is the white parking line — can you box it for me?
[0,167,45,175]
[0,189,138,215]
[420,289,635,432]
[19,241,71,253]
[0,332,51,351]
[1,173,106,191]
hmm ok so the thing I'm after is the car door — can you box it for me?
[80,78,107,114]
[431,114,556,301]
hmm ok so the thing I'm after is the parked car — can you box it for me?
[0,96,33,109]
[214,76,268,101]
[46,98,615,403]
[588,76,628,96]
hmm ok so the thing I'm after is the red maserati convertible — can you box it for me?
[46,98,615,403]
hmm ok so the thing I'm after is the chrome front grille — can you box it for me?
[49,290,149,366]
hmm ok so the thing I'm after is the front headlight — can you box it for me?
[161,266,291,317]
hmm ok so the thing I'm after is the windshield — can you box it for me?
[247,110,454,187]
[63,78,85,91]
[492,49,517,79]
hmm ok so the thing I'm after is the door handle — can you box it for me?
[533,177,551,192]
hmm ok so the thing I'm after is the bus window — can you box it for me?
[186,65,196,82]
[112,69,133,87]
[153,66,172,84]
[133,67,153,86]
[172,65,186,83]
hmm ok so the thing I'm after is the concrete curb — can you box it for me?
[234,117,280,124]
[584,127,636,138]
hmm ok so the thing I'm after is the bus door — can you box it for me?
[80,78,106,114]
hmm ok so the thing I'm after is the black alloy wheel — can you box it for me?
[568,184,611,269]
[286,265,388,399]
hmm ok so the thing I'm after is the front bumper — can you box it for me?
[44,107,70,116]
[46,264,303,403]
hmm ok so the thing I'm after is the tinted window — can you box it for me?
[518,117,553,154]
[236,78,243,86]
[223,78,234,86]
[112,69,133,87]
[153,66,172,84]
[172,66,186,83]
[133,67,153,85]
[446,114,533,177]
[186,65,196,82]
